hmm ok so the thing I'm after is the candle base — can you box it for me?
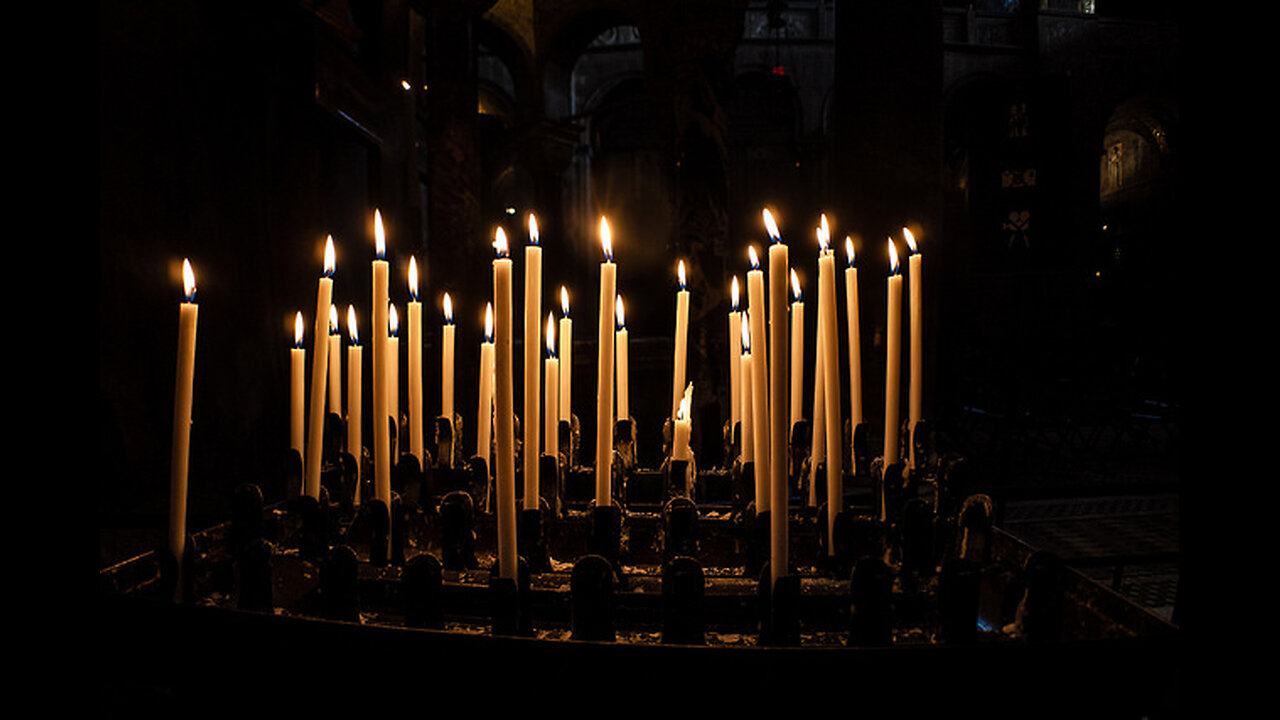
[518,504,551,573]
[848,420,872,479]
[722,419,742,466]
[393,452,428,516]
[614,417,637,475]
[466,455,490,514]
[403,553,445,629]
[788,419,810,494]
[434,414,463,470]
[661,496,699,565]
[757,567,800,647]
[539,453,563,518]
[662,456,695,502]
[283,447,303,500]
[558,415,580,469]
[660,556,706,645]
[588,502,624,577]
[570,554,616,642]
[439,490,479,570]
[901,496,937,576]
[908,418,934,473]
[489,556,532,637]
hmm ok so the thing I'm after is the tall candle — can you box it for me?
[845,236,863,426]
[595,217,617,508]
[328,304,342,417]
[904,227,922,468]
[809,318,825,508]
[408,257,424,468]
[388,303,400,457]
[746,245,770,510]
[740,317,754,464]
[764,208,789,585]
[789,269,804,429]
[729,277,742,433]
[372,210,391,507]
[884,237,903,496]
[442,292,456,455]
[544,312,559,460]
[493,228,517,580]
[674,384,694,495]
[615,295,629,421]
[477,303,494,468]
[346,306,362,500]
[305,236,335,500]
[817,229,843,554]
[523,214,542,511]
[558,287,572,423]
[170,258,198,569]
[672,259,689,419]
[291,311,305,467]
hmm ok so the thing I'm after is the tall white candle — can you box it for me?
[615,295,629,421]
[558,287,572,423]
[789,269,803,430]
[904,228,922,468]
[170,259,198,569]
[372,210,391,507]
[809,318,825,508]
[740,317,754,464]
[305,236,335,500]
[523,214,542,511]
[493,229,517,580]
[845,236,863,427]
[408,257,424,468]
[328,304,342,417]
[817,229,843,555]
[672,260,689,419]
[729,277,742,433]
[477,303,494,467]
[442,292,456,462]
[746,245,770,511]
[595,217,617,508]
[884,238,903,491]
[764,209,789,584]
[388,303,400,457]
[544,312,559,460]
[674,384,694,495]
[346,306,362,500]
[291,311,305,468]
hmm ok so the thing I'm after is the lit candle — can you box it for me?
[291,311,305,467]
[346,306,362,500]
[408,257,424,468]
[729,277,742,433]
[740,316,755,465]
[170,258,198,569]
[328,304,342,417]
[884,237,903,491]
[441,292,456,460]
[493,228,517,580]
[904,227,922,468]
[305,236,335,500]
[477,303,494,467]
[764,208,788,585]
[595,217,617,508]
[615,295,629,421]
[558,287,572,423]
[544,312,559,461]
[789,268,804,430]
[524,214,542,512]
[674,384,694,495]
[746,245,770,511]
[388,302,400,457]
[845,236,863,426]
[672,259,689,419]
[809,313,825,508]
[817,226,843,554]
[372,210,391,507]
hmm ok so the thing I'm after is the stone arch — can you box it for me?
[1098,94,1177,211]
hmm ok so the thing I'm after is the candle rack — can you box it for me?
[102,412,1178,710]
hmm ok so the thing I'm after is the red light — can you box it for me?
[771,66,786,76]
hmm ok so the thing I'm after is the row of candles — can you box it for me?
[168,207,925,592]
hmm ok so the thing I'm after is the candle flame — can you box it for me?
[528,213,540,245]
[329,304,339,334]
[294,311,304,347]
[599,216,613,261]
[493,226,509,258]
[388,303,399,336]
[408,256,419,300]
[615,294,626,330]
[347,305,359,344]
[677,259,686,289]
[374,210,386,259]
[484,302,494,342]
[790,268,801,302]
[546,311,556,356]
[561,286,570,316]
[678,384,692,421]
[740,313,751,354]
[903,227,918,254]
[888,237,900,274]
[323,235,336,276]
[182,258,196,301]
[443,292,453,324]
[845,236,856,267]
[748,245,760,270]
[763,208,781,242]
[817,224,829,252]
[820,213,830,242]
[731,276,740,311]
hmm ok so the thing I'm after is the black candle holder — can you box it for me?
[489,556,532,637]
[661,556,705,645]
[558,415,580,469]
[662,457,694,501]
[433,413,463,471]
[518,500,551,573]
[319,544,359,622]
[757,565,800,646]
[661,496,699,564]
[788,419,809,494]
[570,554,615,642]
[539,452,563,517]
[588,500,624,575]
[439,490,479,570]
[402,552,445,629]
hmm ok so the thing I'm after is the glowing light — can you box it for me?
[845,236,856,267]
[561,286,570,317]
[323,235,335,277]
[546,311,557,357]
[347,305,359,345]
[374,210,385,259]
[599,216,613,261]
[903,227,918,254]
[615,295,626,330]
[493,227,509,258]
[443,292,453,325]
[740,312,751,354]
[408,256,419,301]
[401,79,411,91]
[888,237,900,275]
[731,276,740,311]
[817,224,830,253]
[790,268,801,302]
[484,302,494,342]
[528,213,540,245]
[388,303,399,336]
[329,304,339,334]
[763,208,781,242]
[182,258,196,302]
[677,259,686,289]
[748,245,760,270]
[678,384,692,421]
[820,214,830,244]
[294,311,304,348]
